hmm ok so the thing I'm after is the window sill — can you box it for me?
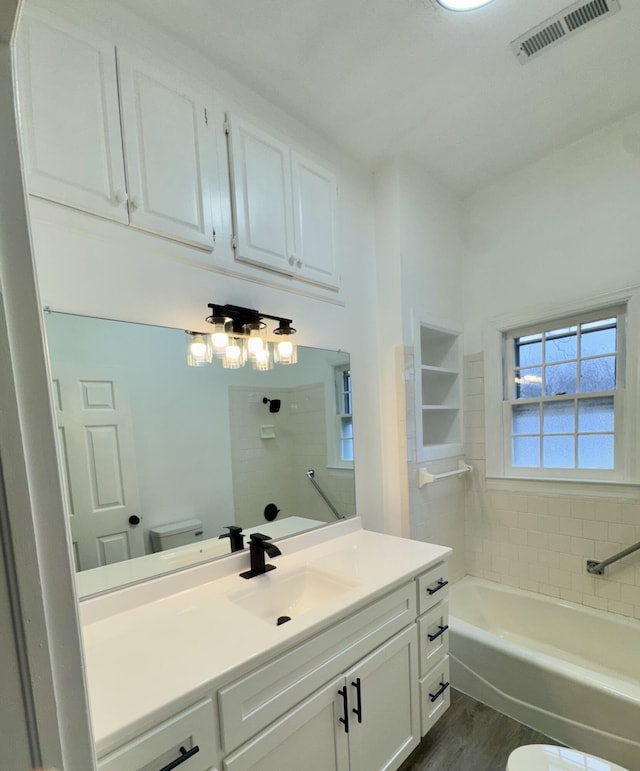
[326,464,354,473]
[486,475,640,499]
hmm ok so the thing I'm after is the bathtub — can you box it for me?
[449,577,640,769]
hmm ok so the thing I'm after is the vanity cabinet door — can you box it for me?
[223,677,349,771]
[16,12,128,223]
[291,151,339,289]
[227,113,295,275]
[116,52,216,250]
[345,625,420,771]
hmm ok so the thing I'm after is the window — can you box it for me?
[502,307,625,479]
[335,365,353,464]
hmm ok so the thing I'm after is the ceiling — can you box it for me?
[115,0,640,194]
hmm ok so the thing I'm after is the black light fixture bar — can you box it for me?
[206,303,295,335]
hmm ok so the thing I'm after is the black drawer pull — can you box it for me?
[338,686,349,733]
[158,744,200,771]
[429,681,450,703]
[427,624,449,642]
[351,677,363,723]
[426,579,448,596]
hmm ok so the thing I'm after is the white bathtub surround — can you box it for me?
[464,353,640,621]
[449,576,640,769]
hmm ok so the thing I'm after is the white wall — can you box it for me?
[374,158,466,579]
[462,112,640,617]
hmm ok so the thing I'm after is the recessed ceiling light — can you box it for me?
[436,0,495,10]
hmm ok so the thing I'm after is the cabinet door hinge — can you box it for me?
[212,226,216,245]
[204,107,208,126]
[231,234,238,250]
[223,115,230,135]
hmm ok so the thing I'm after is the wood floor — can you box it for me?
[398,689,559,771]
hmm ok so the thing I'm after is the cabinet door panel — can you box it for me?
[292,152,339,289]
[16,13,128,222]
[117,52,214,249]
[346,625,420,771]
[224,677,349,771]
[227,114,294,274]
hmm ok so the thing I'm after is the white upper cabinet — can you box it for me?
[16,13,128,223]
[16,12,216,251]
[227,114,295,274]
[116,52,214,249]
[227,114,340,290]
[291,152,338,289]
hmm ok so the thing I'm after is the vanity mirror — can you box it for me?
[44,311,355,597]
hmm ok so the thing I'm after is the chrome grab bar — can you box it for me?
[305,469,345,520]
[586,539,640,575]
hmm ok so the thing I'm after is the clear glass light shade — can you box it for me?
[209,317,231,357]
[252,344,274,371]
[274,335,297,365]
[186,332,212,367]
[222,338,245,369]
[436,0,495,10]
[245,324,267,363]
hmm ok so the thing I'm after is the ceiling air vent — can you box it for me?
[511,0,621,64]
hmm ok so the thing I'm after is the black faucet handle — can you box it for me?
[219,525,245,552]
[249,532,272,544]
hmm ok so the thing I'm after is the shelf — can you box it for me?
[422,405,458,411]
[421,365,458,376]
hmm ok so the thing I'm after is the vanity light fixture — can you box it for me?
[436,0,495,10]
[185,331,213,367]
[205,304,298,370]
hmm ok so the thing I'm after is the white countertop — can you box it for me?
[80,518,451,756]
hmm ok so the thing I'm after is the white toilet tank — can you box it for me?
[150,518,204,552]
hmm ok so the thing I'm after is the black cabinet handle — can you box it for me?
[429,681,450,703]
[427,624,449,642]
[426,579,448,596]
[338,686,349,733]
[351,677,363,723]
[158,745,199,771]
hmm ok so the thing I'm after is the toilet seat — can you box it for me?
[506,744,629,771]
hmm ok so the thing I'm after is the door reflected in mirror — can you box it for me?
[44,311,355,597]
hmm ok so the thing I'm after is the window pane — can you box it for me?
[545,362,577,396]
[581,325,616,358]
[512,403,540,434]
[543,435,575,468]
[513,436,539,467]
[516,340,542,367]
[578,434,614,469]
[580,356,615,393]
[543,400,575,433]
[578,397,614,432]
[341,439,354,462]
[515,368,542,398]
[545,331,577,363]
[340,418,353,439]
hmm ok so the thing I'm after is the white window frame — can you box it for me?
[484,288,640,490]
[326,363,354,470]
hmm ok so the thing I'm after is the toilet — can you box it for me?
[149,518,204,552]
[507,745,629,771]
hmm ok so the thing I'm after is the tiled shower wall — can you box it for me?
[464,353,640,620]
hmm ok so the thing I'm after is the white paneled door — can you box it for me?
[16,11,129,222]
[116,51,215,249]
[52,370,144,571]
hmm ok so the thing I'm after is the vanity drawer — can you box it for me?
[218,582,416,753]
[418,598,449,676]
[416,561,449,615]
[98,699,216,771]
[419,655,450,737]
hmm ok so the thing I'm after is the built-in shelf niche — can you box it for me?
[417,323,463,461]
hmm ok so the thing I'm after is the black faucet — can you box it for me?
[219,525,245,553]
[240,533,282,579]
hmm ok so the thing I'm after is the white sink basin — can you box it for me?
[229,565,359,625]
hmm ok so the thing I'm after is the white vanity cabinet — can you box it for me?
[416,560,451,736]
[97,699,217,771]
[16,11,217,250]
[226,113,339,290]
